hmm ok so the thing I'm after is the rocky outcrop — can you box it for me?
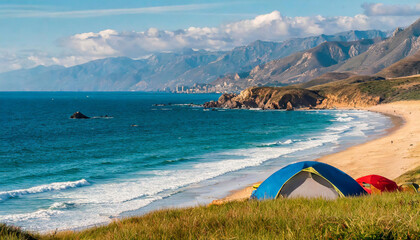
[204,85,381,110]
[286,102,294,111]
[70,112,90,119]
[204,87,323,109]
[203,93,244,109]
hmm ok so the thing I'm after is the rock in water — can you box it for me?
[70,112,90,119]
[286,102,294,111]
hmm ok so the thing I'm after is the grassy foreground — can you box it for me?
[1,193,420,240]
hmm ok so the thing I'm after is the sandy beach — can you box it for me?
[214,101,420,204]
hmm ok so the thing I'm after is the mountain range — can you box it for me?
[0,30,387,91]
[213,39,381,88]
[337,18,420,75]
[216,18,420,89]
[0,50,223,91]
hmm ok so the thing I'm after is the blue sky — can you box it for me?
[1,0,420,72]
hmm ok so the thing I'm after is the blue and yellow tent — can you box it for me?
[251,161,366,200]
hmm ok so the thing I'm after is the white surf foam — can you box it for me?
[261,139,293,147]
[0,209,63,223]
[0,179,89,202]
[327,125,351,132]
[335,116,354,122]
[329,111,385,138]
[48,202,77,210]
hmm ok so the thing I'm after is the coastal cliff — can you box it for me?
[204,87,322,109]
[204,75,420,109]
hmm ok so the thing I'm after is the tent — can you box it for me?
[355,175,398,194]
[398,182,419,193]
[251,161,366,200]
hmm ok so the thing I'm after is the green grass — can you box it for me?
[357,76,420,102]
[0,224,38,240]
[306,75,420,105]
[2,193,420,240]
[395,165,420,184]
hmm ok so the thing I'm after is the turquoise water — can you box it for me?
[0,92,391,231]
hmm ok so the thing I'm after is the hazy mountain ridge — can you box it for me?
[0,57,150,91]
[0,51,224,91]
[0,30,386,91]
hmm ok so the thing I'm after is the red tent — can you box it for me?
[356,175,399,194]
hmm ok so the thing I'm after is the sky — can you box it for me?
[1,0,420,73]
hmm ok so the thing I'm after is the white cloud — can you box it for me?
[0,3,222,18]
[59,11,419,59]
[362,3,420,16]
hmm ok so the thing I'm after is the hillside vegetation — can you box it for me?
[310,75,420,107]
[1,193,419,240]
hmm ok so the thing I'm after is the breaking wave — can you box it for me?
[0,179,90,202]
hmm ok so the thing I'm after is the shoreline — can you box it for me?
[321,101,420,179]
[214,101,420,204]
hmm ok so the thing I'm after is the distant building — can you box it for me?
[171,83,241,94]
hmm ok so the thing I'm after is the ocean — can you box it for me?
[0,92,391,232]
